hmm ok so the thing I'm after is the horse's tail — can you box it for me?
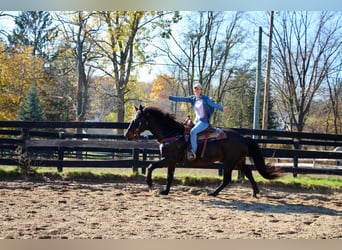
[245,136,282,180]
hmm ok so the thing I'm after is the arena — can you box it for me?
[0,179,340,239]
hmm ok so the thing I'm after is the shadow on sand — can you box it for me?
[202,197,341,216]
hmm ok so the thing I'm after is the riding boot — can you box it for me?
[187,149,196,161]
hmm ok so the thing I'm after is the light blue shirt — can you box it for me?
[169,94,223,124]
[194,98,208,123]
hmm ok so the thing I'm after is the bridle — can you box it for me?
[130,117,149,139]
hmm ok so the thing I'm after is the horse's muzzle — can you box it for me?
[125,130,138,140]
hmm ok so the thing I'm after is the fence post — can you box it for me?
[75,128,83,159]
[293,139,299,177]
[20,128,29,148]
[57,132,65,172]
[20,127,29,156]
[18,128,30,175]
[141,149,147,175]
[132,148,139,173]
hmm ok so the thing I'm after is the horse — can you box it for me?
[125,105,281,197]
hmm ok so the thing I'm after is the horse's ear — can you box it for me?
[134,105,138,111]
[139,104,145,111]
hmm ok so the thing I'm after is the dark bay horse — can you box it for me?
[125,105,281,197]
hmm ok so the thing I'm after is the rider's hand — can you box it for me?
[223,107,230,114]
[159,93,168,99]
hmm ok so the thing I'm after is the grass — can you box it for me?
[0,165,341,191]
[270,175,342,190]
[0,167,21,178]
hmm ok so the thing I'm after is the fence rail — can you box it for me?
[0,121,341,177]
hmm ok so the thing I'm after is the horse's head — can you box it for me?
[125,105,184,141]
[125,105,149,140]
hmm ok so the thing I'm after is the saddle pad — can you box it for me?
[197,128,227,141]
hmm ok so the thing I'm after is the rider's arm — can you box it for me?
[206,97,223,111]
[169,95,193,103]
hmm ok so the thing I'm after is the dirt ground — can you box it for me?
[0,178,341,239]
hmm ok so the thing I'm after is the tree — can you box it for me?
[7,11,57,57]
[0,43,45,120]
[91,11,147,124]
[17,82,44,121]
[157,11,246,126]
[149,74,180,113]
[271,11,342,132]
[225,67,255,128]
[326,67,342,134]
[92,11,180,123]
[2,12,76,122]
[74,11,95,122]
[40,46,77,121]
[55,11,100,122]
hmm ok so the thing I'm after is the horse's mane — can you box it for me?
[144,107,184,130]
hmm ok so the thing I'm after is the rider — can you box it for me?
[164,82,229,161]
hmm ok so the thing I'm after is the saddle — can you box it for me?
[183,116,227,159]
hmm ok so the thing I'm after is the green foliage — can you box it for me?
[221,66,279,129]
[7,11,58,57]
[17,83,45,121]
[40,44,77,121]
[0,167,20,178]
[224,67,255,128]
[14,146,36,176]
[0,43,46,120]
[266,96,280,130]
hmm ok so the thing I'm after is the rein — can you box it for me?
[158,136,180,144]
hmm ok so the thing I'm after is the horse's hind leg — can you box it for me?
[209,165,233,197]
[241,165,260,198]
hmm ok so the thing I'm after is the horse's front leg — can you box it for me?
[146,163,156,190]
[160,165,176,195]
[146,158,169,190]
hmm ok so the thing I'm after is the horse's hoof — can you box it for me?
[253,191,261,198]
[253,190,260,198]
[159,190,169,195]
[208,192,217,197]
[146,180,153,188]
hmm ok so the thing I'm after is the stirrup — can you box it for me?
[187,150,196,161]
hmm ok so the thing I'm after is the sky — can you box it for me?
[1,10,340,84]
[0,0,340,11]
[136,11,262,83]
[0,11,155,82]
[0,11,260,83]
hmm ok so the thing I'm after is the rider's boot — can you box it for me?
[187,148,196,161]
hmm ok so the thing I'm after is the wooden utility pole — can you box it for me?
[262,11,274,130]
[253,27,262,131]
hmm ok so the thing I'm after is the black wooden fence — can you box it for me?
[0,121,341,177]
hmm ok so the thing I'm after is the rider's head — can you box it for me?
[193,82,202,97]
